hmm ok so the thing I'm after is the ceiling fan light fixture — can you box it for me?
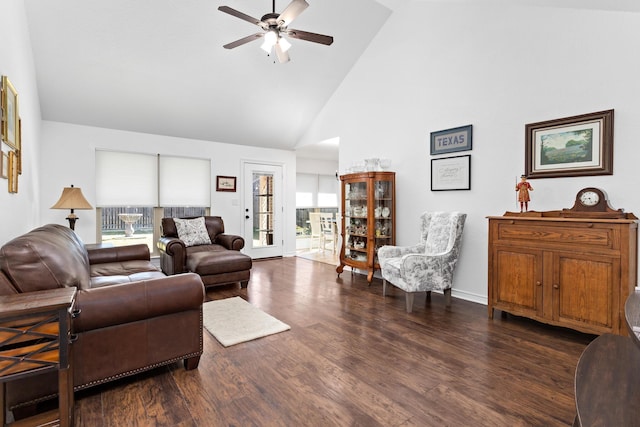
[261,29,278,53]
[278,36,291,52]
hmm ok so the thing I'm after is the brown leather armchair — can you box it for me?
[158,216,252,288]
[0,224,204,411]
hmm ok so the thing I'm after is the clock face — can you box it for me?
[579,190,600,207]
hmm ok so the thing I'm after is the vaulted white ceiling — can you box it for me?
[23,0,392,159]
[23,0,638,161]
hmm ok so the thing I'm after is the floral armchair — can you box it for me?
[378,211,466,313]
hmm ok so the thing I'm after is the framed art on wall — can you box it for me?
[1,76,19,150]
[431,155,471,191]
[216,175,236,192]
[430,125,472,155]
[8,150,17,193]
[0,151,7,179]
[525,109,613,179]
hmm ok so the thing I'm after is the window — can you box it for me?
[295,173,338,248]
[95,150,210,254]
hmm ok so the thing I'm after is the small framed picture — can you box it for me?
[525,110,613,179]
[430,125,472,155]
[431,155,471,191]
[1,76,19,150]
[216,175,236,192]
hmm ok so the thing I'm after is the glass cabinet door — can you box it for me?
[344,179,368,263]
[373,178,393,264]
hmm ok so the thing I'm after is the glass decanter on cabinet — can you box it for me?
[337,171,395,283]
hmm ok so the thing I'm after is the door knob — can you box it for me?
[245,215,250,219]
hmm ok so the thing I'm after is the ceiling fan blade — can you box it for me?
[285,29,333,46]
[223,33,264,49]
[275,42,291,63]
[277,0,309,27]
[218,6,265,28]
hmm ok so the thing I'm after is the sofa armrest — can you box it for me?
[157,236,187,274]
[215,233,245,251]
[73,272,204,333]
[87,244,150,265]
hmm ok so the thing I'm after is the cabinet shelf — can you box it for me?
[337,171,395,284]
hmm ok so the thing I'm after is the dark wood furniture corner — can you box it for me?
[573,290,640,426]
[0,287,77,427]
[488,212,638,336]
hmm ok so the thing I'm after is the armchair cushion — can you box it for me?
[173,216,212,247]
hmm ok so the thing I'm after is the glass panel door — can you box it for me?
[243,162,283,259]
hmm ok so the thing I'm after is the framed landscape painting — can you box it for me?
[525,110,613,179]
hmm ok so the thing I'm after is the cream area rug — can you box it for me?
[203,297,291,347]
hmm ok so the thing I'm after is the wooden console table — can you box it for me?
[488,212,638,335]
[0,287,76,426]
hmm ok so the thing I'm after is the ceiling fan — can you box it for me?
[218,0,334,63]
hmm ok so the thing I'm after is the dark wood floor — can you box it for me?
[70,257,594,426]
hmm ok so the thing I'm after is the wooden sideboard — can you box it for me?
[488,212,638,336]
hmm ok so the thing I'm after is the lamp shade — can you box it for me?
[51,185,93,230]
[51,185,93,210]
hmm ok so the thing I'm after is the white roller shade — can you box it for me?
[318,174,338,207]
[95,150,158,206]
[296,173,317,207]
[159,156,211,207]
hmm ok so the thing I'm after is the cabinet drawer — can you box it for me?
[494,221,616,250]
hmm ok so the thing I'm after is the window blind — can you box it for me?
[95,150,158,206]
[159,156,211,206]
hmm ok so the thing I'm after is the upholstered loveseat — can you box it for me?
[158,216,252,288]
[0,224,205,411]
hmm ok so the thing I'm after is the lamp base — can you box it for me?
[66,215,78,231]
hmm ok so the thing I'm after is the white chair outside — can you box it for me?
[308,212,322,251]
[319,212,337,253]
[378,211,466,313]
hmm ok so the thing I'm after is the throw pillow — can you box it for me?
[173,217,212,247]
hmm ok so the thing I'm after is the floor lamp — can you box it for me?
[51,185,93,231]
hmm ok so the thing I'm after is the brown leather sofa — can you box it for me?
[158,216,252,288]
[0,224,205,411]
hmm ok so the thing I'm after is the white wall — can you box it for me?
[38,121,298,255]
[300,2,640,303]
[0,0,42,244]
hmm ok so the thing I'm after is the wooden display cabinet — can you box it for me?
[488,212,637,336]
[337,171,395,283]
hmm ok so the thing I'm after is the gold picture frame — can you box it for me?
[0,151,7,179]
[8,150,18,193]
[1,76,19,150]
